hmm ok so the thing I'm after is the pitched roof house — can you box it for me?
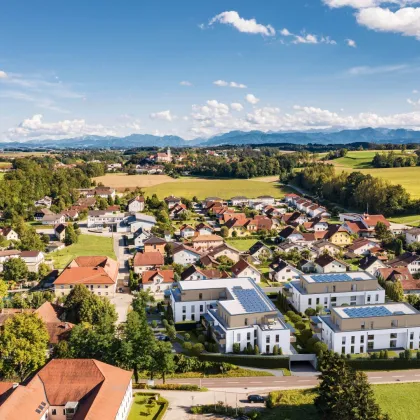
[141,270,175,294]
[181,265,227,281]
[313,254,348,274]
[269,258,302,282]
[133,251,164,273]
[231,259,261,283]
[376,267,420,294]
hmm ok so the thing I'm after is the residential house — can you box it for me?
[222,212,246,224]
[133,228,152,248]
[127,196,145,213]
[256,195,275,205]
[191,234,224,251]
[287,271,385,313]
[303,218,329,232]
[388,252,420,275]
[156,147,172,163]
[276,242,311,256]
[41,213,66,226]
[87,210,126,229]
[62,209,79,221]
[195,222,214,236]
[376,267,420,295]
[339,212,390,233]
[231,196,249,207]
[181,265,226,281]
[279,226,304,242]
[0,359,133,420]
[34,196,52,208]
[284,193,300,204]
[231,259,261,283]
[347,238,378,256]
[54,224,66,242]
[269,259,302,282]
[318,303,420,354]
[53,256,119,297]
[280,212,308,226]
[406,228,420,246]
[359,255,387,276]
[133,251,164,274]
[126,213,157,233]
[248,241,273,261]
[173,244,203,266]
[203,197,223,208]
[323,225,353,246]
[313,254,348,274]
[0,250,20,271]
[164,195,181,208]
[20,251,45,273]
[0,228,19,241]
[311,240,341,257]
[169,203,188,219]
[224,217,251,237]
[248,202,265,211]
[141,270,175,295]
[107,163,123,171]
[170,278,291,354]
[143,236,166,255]
[179,224,196,239]
[265,207,286,218]
[204,243,241,263]
[81,186,116,199]
[342,220,369,237]
[34,208,53,221]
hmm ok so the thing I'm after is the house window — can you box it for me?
[368,334,374,341]
[342,337,346,345]
[245,318,248,326]
[182,315,186,321]
[52,409,57,415]
[199,293,203,300]
[367,295,371,303]
[247,332,251,341]
[368,342,374,350]
[266,336,270,343]
[390,340,397,348]
[351,284,357,292]
[390,333,397,339]
[308,298,312,306]
[341,346,346,354]
[361,322,365,330]
[351,346,354,354]
[200,305,204,312]
[360,346,364,353]
[351,336,355,344]
[375,294,379,302]
[266,345,270,353]
[316,298,320,305]
[182,306,186,314]
[191,314,195,321]
[237,333,241,342]
[276,335,280,343]
[360,336,365,343]
[324,297,328,305]
[410,332,414,340]
[332,285,336,293]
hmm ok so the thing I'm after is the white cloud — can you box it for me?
[280,28,337,45]
[323,0,420,8]
[231,103,244,112]
[213,80,247,88]
[5,114,116,140]
[413,89,419,94]
[180,81,193,86]
[346,38,357,47]
[209,11,275,36]
[245,94,260,105]
[407,98,420,106]
[149,110,175,122]
[0,70,7,79]
[346,64,408,75]
[356,7,420,40]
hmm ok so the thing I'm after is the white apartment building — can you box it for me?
[318,303,420,354]
[169,278,291,354]
[288,271,385,314]
[87,210,126,228]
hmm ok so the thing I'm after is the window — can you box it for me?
[360,336,365,343]
[182,315,186,321]
[368,334,374,341]
[410,342,414,350]
[199,293,203,300]
[245,318,248,326]
[390,340,397,348]
[342,337,346,345]
[247,332,251,341]
[350,295,357,301]
[360,346,364,353]
[191,314,195,321]
[200,305,204,312]
[351,336,355,344]
[308,298,312,306]
[375,294,379,302]
[324,297,328,305]
[332,285,336,293]
[367,295,371,303]
[351,346,354,354]
[52,409,57,415]
[351,284,357,291]
[331,297,337,302]
[370,322,374,329]
[410,332,414,340]
[390,333,397,339]
[266,336,270,343]
[276,335,280,343]
[361,321,365,330]
[368,342,374,350]
[342,346,346,354]
[237,333,241,342]
[182,306,186,314]
[316,298,320,305]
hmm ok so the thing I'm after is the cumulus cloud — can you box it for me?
[346,38,357,47]
[149,110,175,122]
[208,11,275,36]
[280,28,337,45]
[180,81,193,86]
[0,70,7,79]
[231,103,244,111]
[245,94,260,105]
[5,114,116,141]
[346,64,408,75]
[213,80,247,88]
[323,0,420,8]
[407,98,420,106]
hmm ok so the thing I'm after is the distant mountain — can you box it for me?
[2,128,420,149]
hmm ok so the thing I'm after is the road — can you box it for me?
[153,369,420,390]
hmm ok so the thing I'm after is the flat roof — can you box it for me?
[334,303,417,319]
[303,271,374,284]
[178,278,277,316]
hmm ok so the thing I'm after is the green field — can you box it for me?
[226,238,258,251]
[47,234,116,269]
[331,150,411,169]
[144,179,292,200]
[389,214,420,226]
[265,384,420,420]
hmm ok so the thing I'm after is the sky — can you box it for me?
[2,0,420,141]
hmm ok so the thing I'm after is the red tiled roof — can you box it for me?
[377,267,419,290]
[141,270,174,284]
[133,251,164,267]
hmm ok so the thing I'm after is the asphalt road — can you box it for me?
[155,370,420,389]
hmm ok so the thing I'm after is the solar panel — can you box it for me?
[311,273,353,283]
[232,288,271,313]
[343,306,392,318]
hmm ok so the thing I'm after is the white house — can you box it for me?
[231,259,261,283]
[127,196,145,213]
[195,222,214,236]
[127,213,157,233]
[141,270,174,295]
[269,259,302,282]
[347,238,378,256]
[388,252,420,275]
[313,255,348,274]
[231,196,249,207]
[170,278,291,354]
[256,196,275,206]
[173,244,203,266]
[19,251,45,273]
[359,255,387,276]
[133,228,152,248]
[87,211,126,229]
[318,303,420,354]
[0,227,19,241]
[288,271,385,314]
[406,228,420,246]
[179,224,195,238]
[42,214,66,226]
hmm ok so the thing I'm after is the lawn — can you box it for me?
[145,179,292,200]
[128,393,168,420]
[226,238,258,251]
[389,214,420,226]
[0,173,4,180]
[330,150,410,170]
[264,384,420,420]
[46,234,116,269]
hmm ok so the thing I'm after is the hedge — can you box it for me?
[151,383,207,392]
[199,354,289,369]
[347,358,420,371]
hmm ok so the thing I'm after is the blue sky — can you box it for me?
[1,0,420,141]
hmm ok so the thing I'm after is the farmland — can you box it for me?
[93,173,293,199]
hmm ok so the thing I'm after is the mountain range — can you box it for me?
[2,128,420,149]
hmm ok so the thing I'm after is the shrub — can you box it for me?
[183,341,192,351]
[151,320,158,329]
[197,334,205,343]
[151,384,207,392]
[295,321,307,331]
[184,333,190,341]
[191,343,205,356]
[198,354,289,369]
[313,341,328,356]
[254,345,260,355]
[273,345,279,355]
[233,343,241,354]
[305,308,316,317]
[384,349,389,359]
[299,329,313,344]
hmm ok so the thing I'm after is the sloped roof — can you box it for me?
[133,251,164,266]
[144,236,166,245]
[191,234,223,242]
[141,270,174,284]
[231,259,258,276]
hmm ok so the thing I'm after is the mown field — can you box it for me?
[46,234,116,269]
[226,238,258,251]
[328,150,411,169]
[265,383,420,420]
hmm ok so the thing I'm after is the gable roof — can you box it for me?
[362,214,390,228]
[279,226,301,238]
[377,267,419,290]
[206,243,241,257]
[359,255,384,270]
[173,243,203,256]
[180,265,224,280]
[248,241,270,255]
[314,254,341,268]
[270,258,292,273]
[128,196,145,204]
[191,234,223,242]
[388,252,420,268]
[231,259,258,276]
[141,270,174,284]
[133,251,164,266]
[54,224,67,234]
[144,236,166,245]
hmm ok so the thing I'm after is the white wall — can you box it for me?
[173,250,201,265]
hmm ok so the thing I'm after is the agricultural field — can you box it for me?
[46,234,116,269]
[93,174,179,191]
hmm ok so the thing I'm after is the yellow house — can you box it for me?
[224,218,251,237]
[325,225,353,246]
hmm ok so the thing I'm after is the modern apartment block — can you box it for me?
[318,303,420,354]
[287,272,385,313]
[169,278,291,354]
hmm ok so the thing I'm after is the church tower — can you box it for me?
[167,147,172,161]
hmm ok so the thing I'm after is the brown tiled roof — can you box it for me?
[141,270,174,284]
[362,214,390,228]
[54,256,118,285]
[377,267,419,291]
[231,259,258,276]
[192,234,223,242]
[0,250,20,257]
[143,236,166,245]
[133,251,164,266]
[20,251,42,258]
[344,221,367,233]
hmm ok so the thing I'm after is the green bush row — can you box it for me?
[346,358,420,371]
[150,383,207,392]
[199,354,289,369]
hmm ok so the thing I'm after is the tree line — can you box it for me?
[372,151,418,168]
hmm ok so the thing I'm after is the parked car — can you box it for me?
[247,395,265,404]
[118,287,124,293]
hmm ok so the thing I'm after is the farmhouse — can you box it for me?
[0,227,19,241]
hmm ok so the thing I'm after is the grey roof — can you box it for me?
[135,213,157,223]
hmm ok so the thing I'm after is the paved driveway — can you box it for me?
[110,292,133,324]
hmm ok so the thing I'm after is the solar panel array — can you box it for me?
[311,273,353,283]
[232,288,271,313]
[343,306,392,318]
